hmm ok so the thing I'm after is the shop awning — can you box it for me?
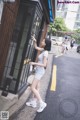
[40,0,56,24]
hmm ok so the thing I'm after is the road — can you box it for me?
[34,48,80,120]
[11,47,80,120]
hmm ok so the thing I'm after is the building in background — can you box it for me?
[0,0,56,95]
[57,0,80,30]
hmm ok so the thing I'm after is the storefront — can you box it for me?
[0,0,55,95]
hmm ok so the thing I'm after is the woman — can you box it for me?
[26,36,51,113]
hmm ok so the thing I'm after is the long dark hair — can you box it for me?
[44,38,51,51]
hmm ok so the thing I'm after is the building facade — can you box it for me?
[57,0,80,30]
[0,0,55,95]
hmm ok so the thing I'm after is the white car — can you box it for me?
[51,36,63,45]
[56,39,63,45]
[51,39,57,45]
[52,39,63,45]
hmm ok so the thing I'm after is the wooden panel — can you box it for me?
[6,0,20,15]
[0,0,20,83]
[51,0,55,18]
[40,22,48,40]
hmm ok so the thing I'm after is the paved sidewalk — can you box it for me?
[0,91,18,111]
[0,86,31,116]
[0,52,54,119]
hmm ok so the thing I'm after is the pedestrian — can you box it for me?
[26,36,51,113]
[70,40,74,49]
[61,42,67,54]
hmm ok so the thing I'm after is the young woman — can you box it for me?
[26,36,51,113]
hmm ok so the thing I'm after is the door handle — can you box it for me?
[24,58,31,65]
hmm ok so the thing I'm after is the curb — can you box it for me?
[9,86,31,119]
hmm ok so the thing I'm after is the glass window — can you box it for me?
[31,10,42,39]
[74,22,80,29]
[3,3,34,82]
[13,69,19,78]
[12,5,33,79]
[76,14,80,21]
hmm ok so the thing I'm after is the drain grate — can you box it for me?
[59,98,78,118]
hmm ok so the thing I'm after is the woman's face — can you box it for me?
[41,39,46,48]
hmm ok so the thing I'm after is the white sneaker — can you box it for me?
[26,100,37,108]
[37,102,47,113]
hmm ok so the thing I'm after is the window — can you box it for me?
[74,22,80,29]
[31,6,42,38]
[76,14,80,21]
[64,12,67,18]
[2,2,35,92]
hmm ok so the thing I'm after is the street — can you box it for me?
[11,47,80,120]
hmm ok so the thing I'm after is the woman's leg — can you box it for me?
[31,80,47,112]
[31,79,42,102]
[32,80,40,99]
[36,80,40,91]
[26,79,39,108]
[27,78,47,112]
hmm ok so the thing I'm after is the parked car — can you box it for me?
[52,39,63,45]
[77,45,80,53]
[51,39,57,45]
[51,37,63,45]
[56,39,63,45]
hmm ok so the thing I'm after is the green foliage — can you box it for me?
[71,29,80,42]
[48,17,68,35]
[54,17,67,31]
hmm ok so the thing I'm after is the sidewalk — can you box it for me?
[0,53,53,119]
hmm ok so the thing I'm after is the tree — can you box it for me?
[48,17,68,36]
[71,29,80,43]
[54,17,68,31]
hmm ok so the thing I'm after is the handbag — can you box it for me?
[27,65,36,85]
[27,74,35,85]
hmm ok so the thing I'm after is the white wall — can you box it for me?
[65,0,79,30]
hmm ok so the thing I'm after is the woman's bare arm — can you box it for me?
[30,56,48,68]
[31,36,44,51]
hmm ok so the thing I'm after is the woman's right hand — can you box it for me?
[31,36,36,42]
